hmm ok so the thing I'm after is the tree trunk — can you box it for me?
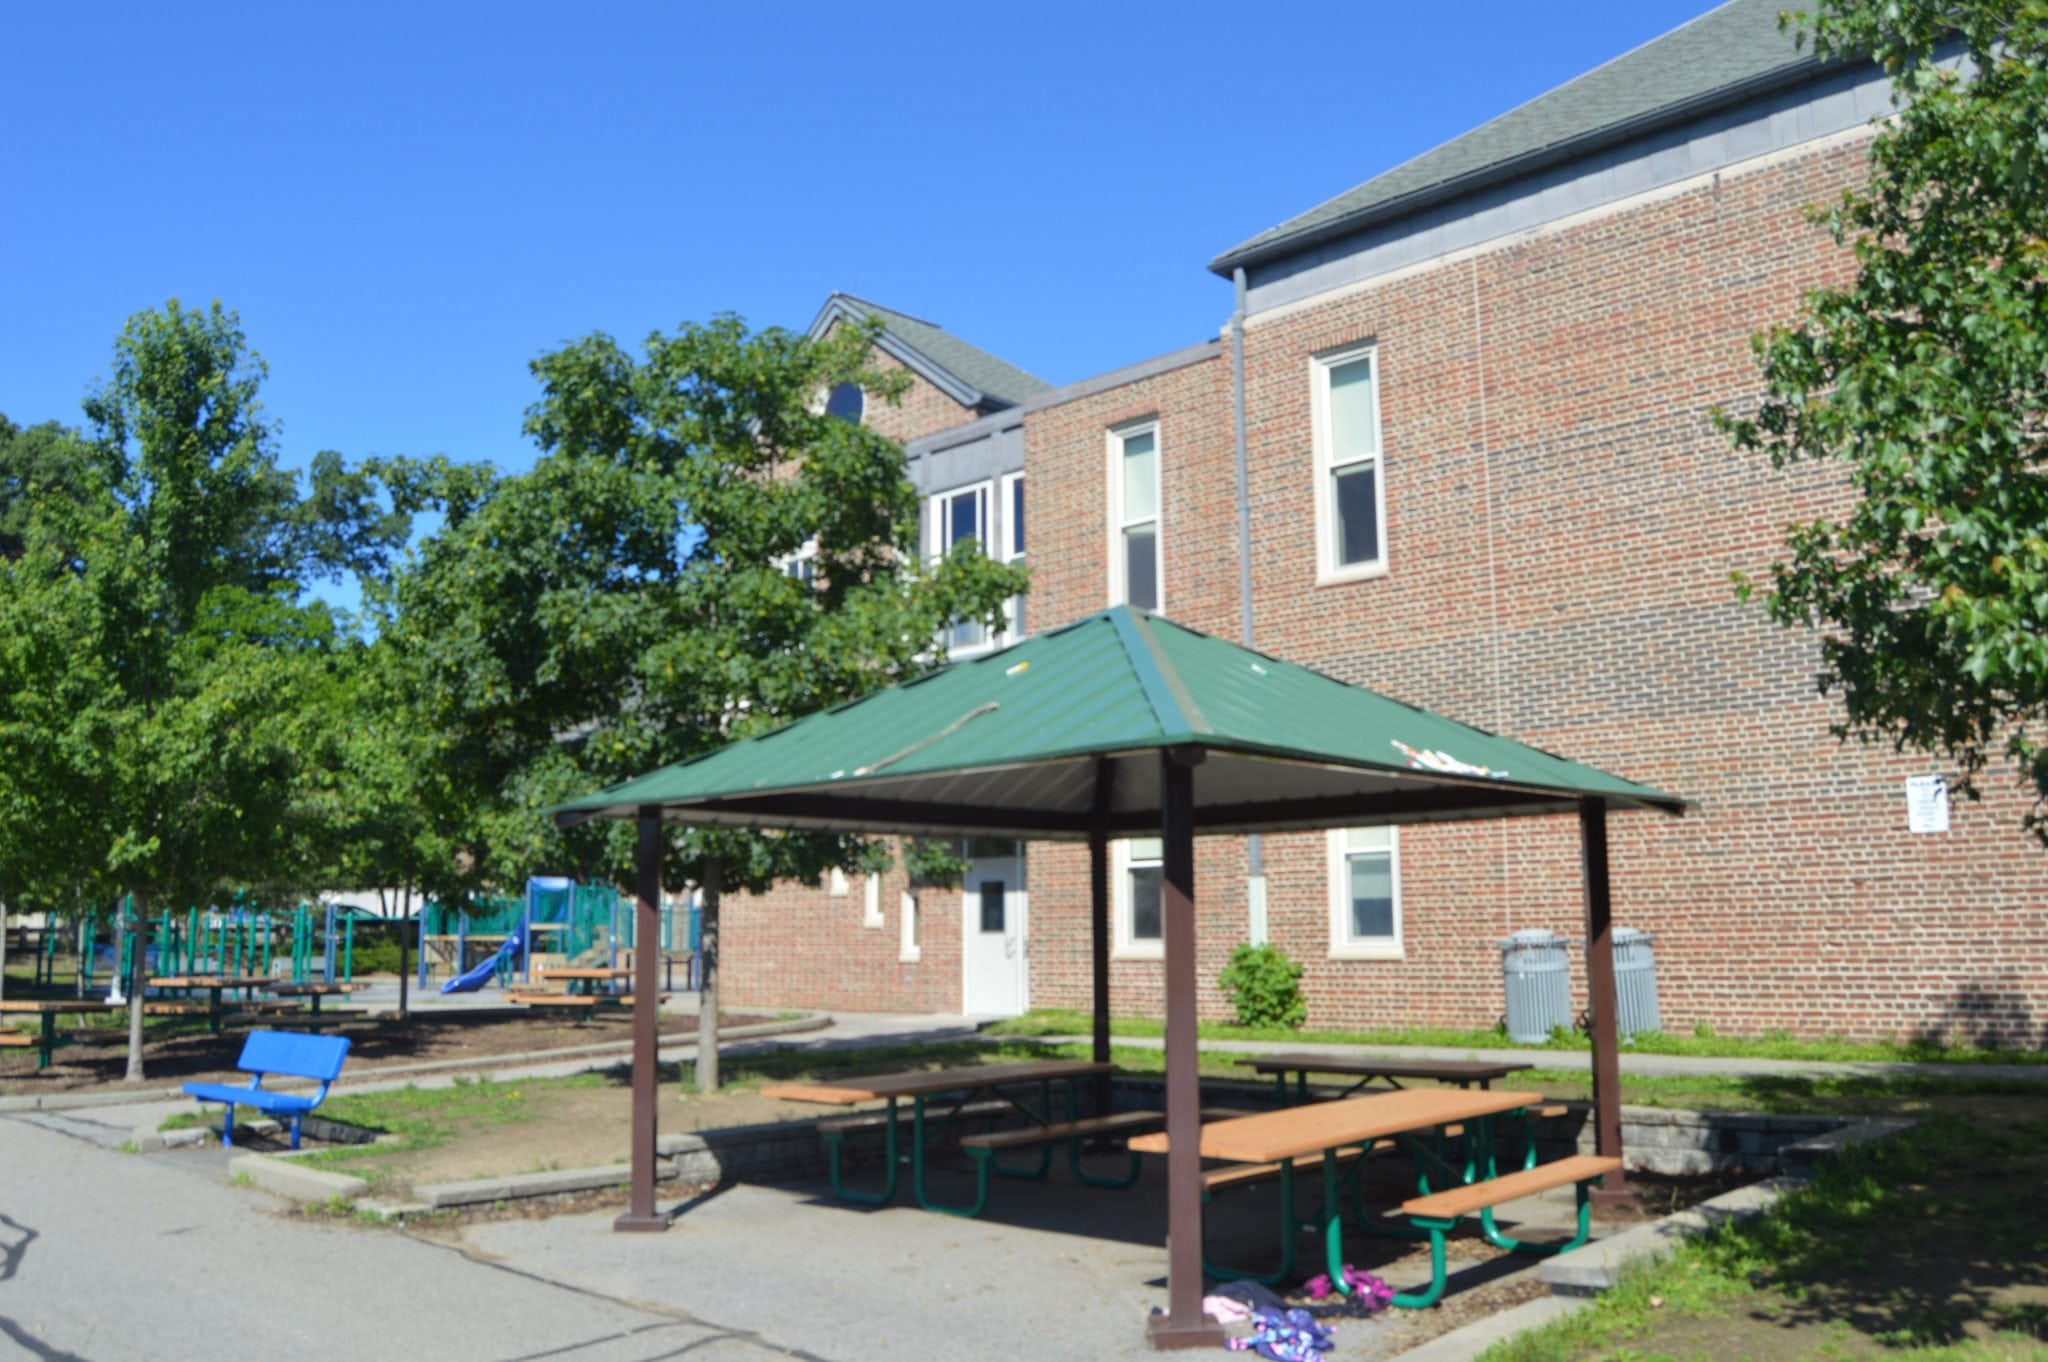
[397,882,412,1020]
[0,900,10,1003]
[696,862,721,1094]
[123,895,147,1083]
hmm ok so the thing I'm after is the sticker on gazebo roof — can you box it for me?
[1391,740,1509,780]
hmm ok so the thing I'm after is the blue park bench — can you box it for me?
[181,1030,352,1149]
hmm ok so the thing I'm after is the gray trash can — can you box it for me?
[1500,929,1571,1043]
[1613,928,1661,1038]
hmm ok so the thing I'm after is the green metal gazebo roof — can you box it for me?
[552,606,1685,837]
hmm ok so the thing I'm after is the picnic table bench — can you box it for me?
[1132,1088,1598,1305]
[764,1060,1129,1217]
[1237,1053,1535,1105]
[511,991,665,1023]
[181,1030,352,1149]
[0,999,121,1071]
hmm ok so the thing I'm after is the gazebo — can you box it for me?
[552,605,1685,1348]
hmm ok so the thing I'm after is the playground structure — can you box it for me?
[423,877,694,994]
[19,896,374,995]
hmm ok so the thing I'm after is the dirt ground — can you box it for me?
[0,1003,772,1094]
[374,1082,880,1188]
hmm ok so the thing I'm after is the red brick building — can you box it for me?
[721,0,2048,1043]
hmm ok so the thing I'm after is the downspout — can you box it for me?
[1231,266,1268,945]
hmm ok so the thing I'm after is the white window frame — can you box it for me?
[1326,826,1403,960]
[1106,420,1163,612]
[1310,344,1389,585]
[827,867,848,898]
[928,479,998,657]
[863,875,884,929]
[1111,838,1165,960]
[899,890,921,962]
[776,535,818,588]
[998,470,1026,641]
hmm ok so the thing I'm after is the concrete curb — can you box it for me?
[1542,1112,1914,1294]
[414,1162,677,1209]
[229,1152,370,1204]
[1389,1294,1591,1362]
[1541,1178,1795,1295]
[0,1013,829,1114]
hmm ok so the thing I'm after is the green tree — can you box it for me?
[0,300,402,1075]
[378,314,1026,1084]
[1722,1,2048,839]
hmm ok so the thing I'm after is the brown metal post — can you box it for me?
[1580,798,1630,1201]
[1149,748,1223,1350]
[614,806,669,1232]
[1089,757,1114,1116]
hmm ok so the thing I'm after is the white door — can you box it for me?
[961,845,1028,1016]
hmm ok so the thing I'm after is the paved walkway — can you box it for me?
[1002,1030,2048,1084]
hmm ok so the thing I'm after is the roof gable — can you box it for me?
[807,293,1052,411]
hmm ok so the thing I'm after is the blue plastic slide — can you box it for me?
[439,925,526,994]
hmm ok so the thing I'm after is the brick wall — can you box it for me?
[719,345,983,1015]
[1017,133,2048,1045]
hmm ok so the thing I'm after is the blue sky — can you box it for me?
[3,1,1720,487]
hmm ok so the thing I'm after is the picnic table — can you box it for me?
[148,975,276,1035]
[1237,1052,1535,1105]
[763,1059,1144,1217]
[534,966,634,996]
[0,999,120,1070]
[1130,1087,1609,1307]
[259,982,360,1024]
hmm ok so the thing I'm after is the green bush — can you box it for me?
[1217,943,1306,1030]
[349,933,404,975]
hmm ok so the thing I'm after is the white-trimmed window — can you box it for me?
[1113,837,1164,959]
[1311,346,1387,582]
[999,470,1026,639]
[899,891,921,961]
[1108,421,1161,612]
[777,535,818,588]
[929,481,996,655]
[827,868,849,898]
[863,875,884,929]
[1327,826,1401,959]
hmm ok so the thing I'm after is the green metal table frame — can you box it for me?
[823,1074,1119,1218]
[1205,1104,1597,1306]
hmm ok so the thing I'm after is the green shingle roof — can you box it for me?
[1210,0,1832,275]
[552,608,1684,837]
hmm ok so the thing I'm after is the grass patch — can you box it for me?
[985,1009,2048,1068]
[285,1074,602,1195]
[1478,1109,2048,1361]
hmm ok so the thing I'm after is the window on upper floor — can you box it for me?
[825,382,865,423]
[1312,346,1387,582]
[1327,825,1401,959]
[999,471,1026,639]
[1109,421,1161,612]
[777,535,818,588]
[1113,837,1164,959]
[929,481,995,655]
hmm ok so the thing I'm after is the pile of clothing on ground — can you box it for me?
[1201,1265,1395,1359]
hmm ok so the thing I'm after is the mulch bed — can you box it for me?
[0,1006,772,1095]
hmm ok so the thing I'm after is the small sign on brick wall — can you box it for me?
[1906,775,1950,834]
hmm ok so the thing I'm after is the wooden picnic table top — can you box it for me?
[147,975,272,989]
[535,967,634,981]
[0,998,120,1014]
[762,1059,1115,1106]
[1128,1088,1545,1164]
[1236,1054,1534,1082]
[260,982,360,996]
